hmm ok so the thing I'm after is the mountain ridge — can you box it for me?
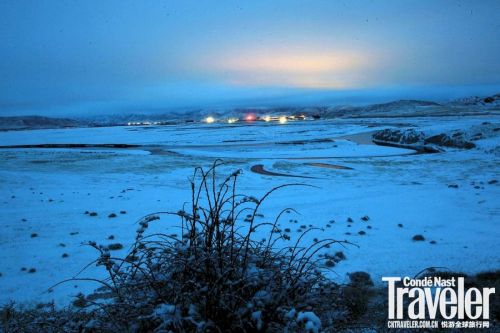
[1,93,499,131]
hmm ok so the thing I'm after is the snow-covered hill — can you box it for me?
[0,116,82,131]
[448,93,500,107]
[1,93,499,130]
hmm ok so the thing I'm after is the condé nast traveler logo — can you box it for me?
[383,276,495,329]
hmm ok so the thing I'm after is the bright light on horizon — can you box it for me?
[205,116,215,124]
[279,116,287,124]
[245,113,256,121]
[202,48,373,89]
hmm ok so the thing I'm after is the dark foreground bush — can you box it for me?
[4,161,349,332]
[0,302,94,332]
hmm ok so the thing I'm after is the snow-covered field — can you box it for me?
[0,116,499,306]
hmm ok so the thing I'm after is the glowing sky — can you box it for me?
[1,0,500,114]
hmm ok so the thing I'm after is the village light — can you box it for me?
[205,116,215,124]
[279,116,287,124]
[263,115,271,122]
[245,113,256,121]
[227,118,238,124]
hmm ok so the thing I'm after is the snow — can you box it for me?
[154,304,177,317]
[251,310,263,330]
[297,311,321,333]
[0,115,499,306]
[170,139,413,159]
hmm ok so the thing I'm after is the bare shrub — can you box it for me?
[58,161,349,332]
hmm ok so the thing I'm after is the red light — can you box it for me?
[245,113,256,122]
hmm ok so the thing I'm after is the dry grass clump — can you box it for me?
[12,161,348,332]
[81,161,347,331]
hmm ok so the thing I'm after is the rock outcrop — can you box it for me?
[372,128,477,151]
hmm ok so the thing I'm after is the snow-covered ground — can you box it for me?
[0,116,499,306]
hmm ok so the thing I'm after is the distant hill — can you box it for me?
[326,99,442,118]
[1,93,499,130]
[448,93,500,107]
[0,116,82,131]
[349,99,441,111]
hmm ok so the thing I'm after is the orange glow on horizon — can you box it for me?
[223,53,362,73]
[202,48,374,89]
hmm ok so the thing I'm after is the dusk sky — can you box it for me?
[2,0,500,115]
